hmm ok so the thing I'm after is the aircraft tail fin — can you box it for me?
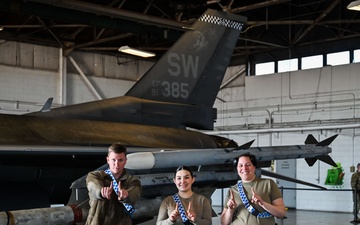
[125,9,247,108]
[40,97,53,112]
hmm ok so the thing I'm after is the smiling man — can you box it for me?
[85,143,142,225]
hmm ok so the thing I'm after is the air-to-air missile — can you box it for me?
[125,134,338,170]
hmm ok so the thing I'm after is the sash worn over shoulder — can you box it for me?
[104,169,135,217]
[237,181,272,218]
[172,194,193,225]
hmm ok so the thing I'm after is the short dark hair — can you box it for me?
[174,166,194,178]
[108,143,127,156]
[233,152,258,168]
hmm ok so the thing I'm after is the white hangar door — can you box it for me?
[276,159,296,208]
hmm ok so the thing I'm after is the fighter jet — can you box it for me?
[0,9,337,225]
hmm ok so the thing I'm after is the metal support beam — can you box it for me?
[67,55,102,100]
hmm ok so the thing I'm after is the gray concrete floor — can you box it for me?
[138,209,354,225]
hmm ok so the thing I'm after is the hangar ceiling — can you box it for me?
[0,0,360,66]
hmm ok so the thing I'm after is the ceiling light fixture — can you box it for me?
[118,46,155,58]
[347,0,360,11]
[206,0,220,4]
[0,27,3,31]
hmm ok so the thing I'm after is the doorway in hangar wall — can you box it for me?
[276,159,296,208]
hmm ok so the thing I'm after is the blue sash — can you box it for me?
[172,194,193,225]
[237,180,272,218]
[104,169,135,216]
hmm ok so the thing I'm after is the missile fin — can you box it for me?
[305,134,318,145]
[226,139,239,148]
[234,139,255,150]
[305,157,317,166]
[317,155,338,167]
[316,134,338,147]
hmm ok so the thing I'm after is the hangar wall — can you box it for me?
[0,41,359,213]
[214,63,360,212]
[0,40,154,113]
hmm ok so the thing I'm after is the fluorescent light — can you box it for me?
[347,0,360,11]
[118,46,155,58]
[207,0,220,4]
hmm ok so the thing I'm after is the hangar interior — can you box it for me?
[1,0,360,223]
